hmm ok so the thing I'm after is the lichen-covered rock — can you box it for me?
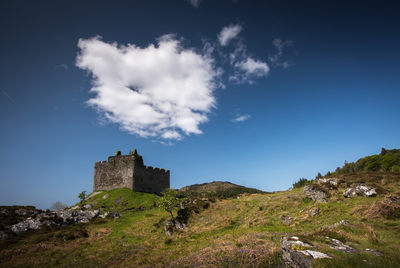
[344,184,377,198]
[303,185,328,202]
[281,236,332,268]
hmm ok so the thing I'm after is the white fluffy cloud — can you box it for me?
[235,57,269,77]
[218,24,242,46]
[76,35,218,140]
[232,114,251,123]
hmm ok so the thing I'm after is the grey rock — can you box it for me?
[365,248,383,256]
[304,185,328,202]
[327,219,351,230]
[309,208,320,217]
[383,196,400,205]
[328,237,357,253]
[315,178,339,187]
[11,217,42,234]
[115,196,122,205]
[55,209,100,225]
[15,208,37,217]
[83,204,92,210]
[344,184,377,198]
[164,220,174,236]
[343,188,357,198]
[281,236,331,268]
[102,194,109,199]
[106,211,121,218]
[280,214,292,225]
[174,220,186,230]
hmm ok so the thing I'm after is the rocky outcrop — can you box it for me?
[1,206,121,238]
[55,210,100,224]
[343,184,377,198]
[281,236,332,268]
[303,185,328,202]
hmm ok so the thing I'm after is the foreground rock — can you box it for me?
[0,206,121,238]
[344,184,377,198]
[281,236,332,268]
[303,185,328,202]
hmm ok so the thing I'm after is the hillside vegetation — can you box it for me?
[1,151,400,267]
[329,148,400,175]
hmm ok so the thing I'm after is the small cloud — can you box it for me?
[188,0,201,8]
[55,63,69,71]
[218,24,242,46]
[235,57,269,77]
[269,38,293,69]
[232,114,251,123]
[2,90,15,103]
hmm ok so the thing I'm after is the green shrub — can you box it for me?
[115,150,122,156]
[392,165,400,173]
[293,178,309,188]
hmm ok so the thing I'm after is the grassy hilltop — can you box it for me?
[1,150,400,267]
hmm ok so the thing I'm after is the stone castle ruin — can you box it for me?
[93,149,170,194]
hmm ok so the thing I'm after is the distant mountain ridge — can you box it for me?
[180,181,264,198]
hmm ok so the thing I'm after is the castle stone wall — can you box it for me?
[93,150,170,194]
[133,165,170,193]
[93,155,134,191]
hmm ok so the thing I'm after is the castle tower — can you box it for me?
[93,149,170,193]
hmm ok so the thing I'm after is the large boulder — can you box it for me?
[303,185,328,202]
[344,184,377,198]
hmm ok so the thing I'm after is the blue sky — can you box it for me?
[1,0,400,209]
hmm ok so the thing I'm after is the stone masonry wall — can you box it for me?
[133,165,170,193]
[93,155,134,191]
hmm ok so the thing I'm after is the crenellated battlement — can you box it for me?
[93,149,170,193]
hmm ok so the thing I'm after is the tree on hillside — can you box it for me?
[51,201,67,211]
[78,190,87,202]
[157,188,181,220]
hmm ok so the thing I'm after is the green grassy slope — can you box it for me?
[82,188,158,212]
[1,173,400,267]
